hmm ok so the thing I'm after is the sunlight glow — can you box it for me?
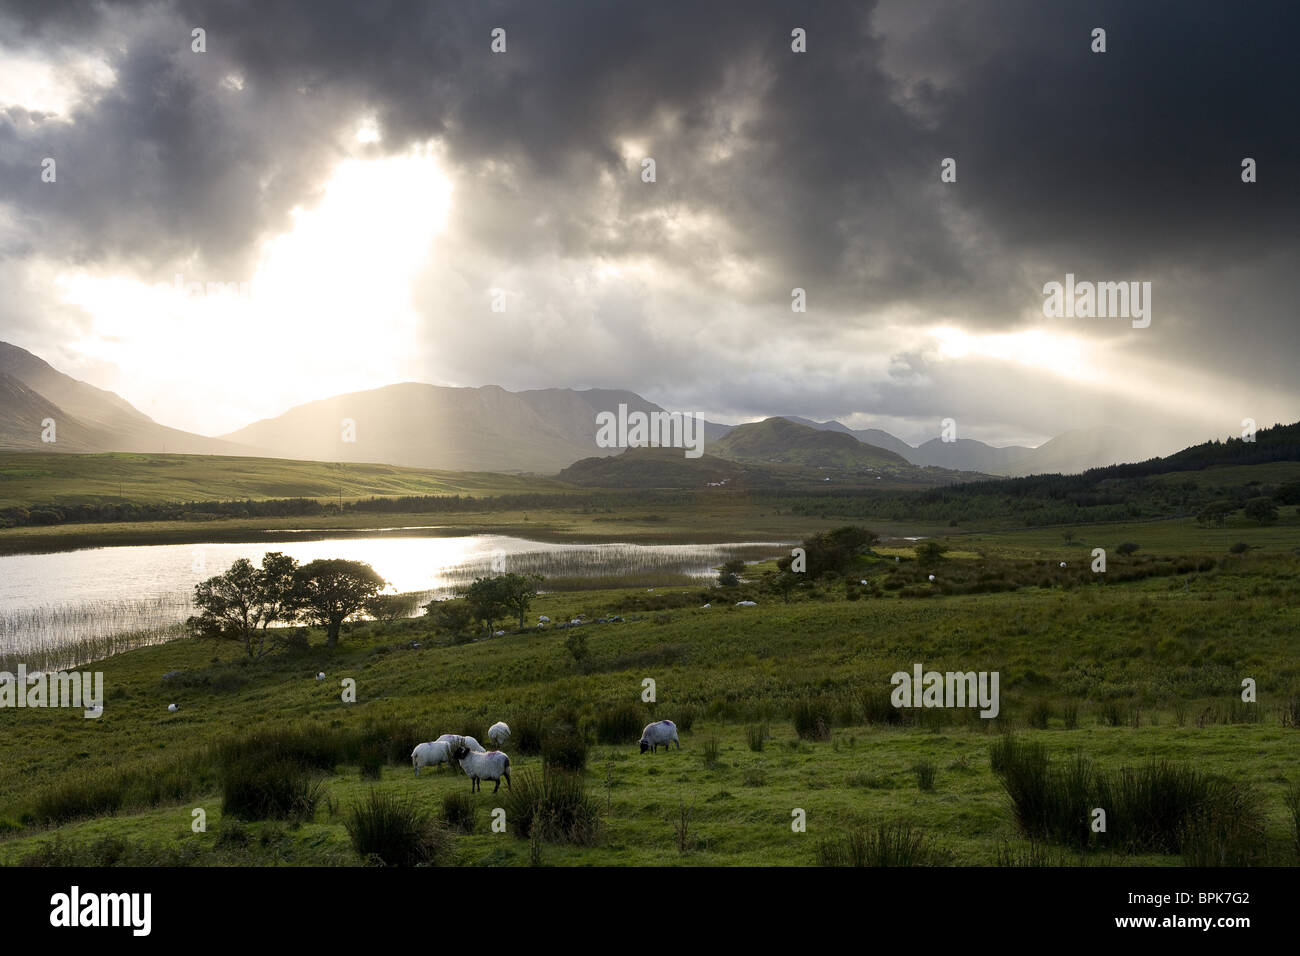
[53,143,453,435]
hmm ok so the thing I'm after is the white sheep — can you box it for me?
[736,600,757,607]
[436,734,487,758]
[928,574,936,582]
[1059,562,1067,568]
[167,703,178,713]
[454,746,511,792]
[488,721,510,746]
[538,615,550,623]
[411,740,452,776]
[639,719,680,753]
[316,672,325,681]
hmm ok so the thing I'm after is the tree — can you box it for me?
[187,552,300,658]
[495,573,544,629]
[762,570,800,604]
[1242,496,1278,525]
[293,559,387,648]
[1274,481,1300,506]
[914,540,949,568]
[1196,500,1235,527]
[366,592,421,623]
[717,559,745,588]
[776,526,878,578]
[423,597,476,643]
[458,576,507,636]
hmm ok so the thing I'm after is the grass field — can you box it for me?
[1,528,1297,867]
[0,452,569,508]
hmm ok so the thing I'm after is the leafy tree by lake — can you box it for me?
[717,558,746,588]
[187,552,300,658]
[496,573,544,629]
[423,597,476,643]
[458,576,507,636]
[293,559,387,649]
[777,526,878,578]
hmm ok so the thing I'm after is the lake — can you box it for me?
[0,533,788,668]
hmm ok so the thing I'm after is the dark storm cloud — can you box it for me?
[0,0,1296,437]
[5,0,1296,308]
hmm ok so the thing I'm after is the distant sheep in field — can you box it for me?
[488,721,510,746]
[639,719,680,754]
[454,747,511,792]
[167,703,179,713]
[411,740,452,776]
[538,615,550,624]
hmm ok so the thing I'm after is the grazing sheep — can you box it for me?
[454,747,511,792]
[538,615,550,624]
[928,574,936,582]
[436,734,487,758]
[411,740,452,776]
[488,721,510,746]
[735,600,757,607]
[1059,562,1067,568]
[316,672,325,681]
[167,703,179,713]
[639,719,680,753]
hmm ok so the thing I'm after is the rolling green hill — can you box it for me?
[711,417,910,469]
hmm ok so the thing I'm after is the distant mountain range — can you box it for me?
[0,340,1183,476]
[0,342,257,456]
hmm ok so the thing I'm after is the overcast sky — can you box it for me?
[1,0,1296,447]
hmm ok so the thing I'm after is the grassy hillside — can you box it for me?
[0,452,569,508]
[712,417,909,469]
[1,524,1297,867]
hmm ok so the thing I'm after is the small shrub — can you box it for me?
[30,774,125,825]
[913,761,937,792]
[1062,703,1079,730]
[791,697,832,741]
[513,712,547,756]
[345,789,451,866]
[594,702,644,745]
[699,736,721,767]
[542,726,589,772]
[817,822,945,867]
[358,741,384,781]
[746,723,768,752]
[221,758,322,822]
[1285,783,1300,861]
[1027,699,1052,730]
[674,705,698,734]
[503,769,601,845]
[441,791,476,834]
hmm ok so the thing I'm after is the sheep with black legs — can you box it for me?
[411,740,452,776]
[487,721,510,746]
[639,719,680,753]
[454,746,511,793]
